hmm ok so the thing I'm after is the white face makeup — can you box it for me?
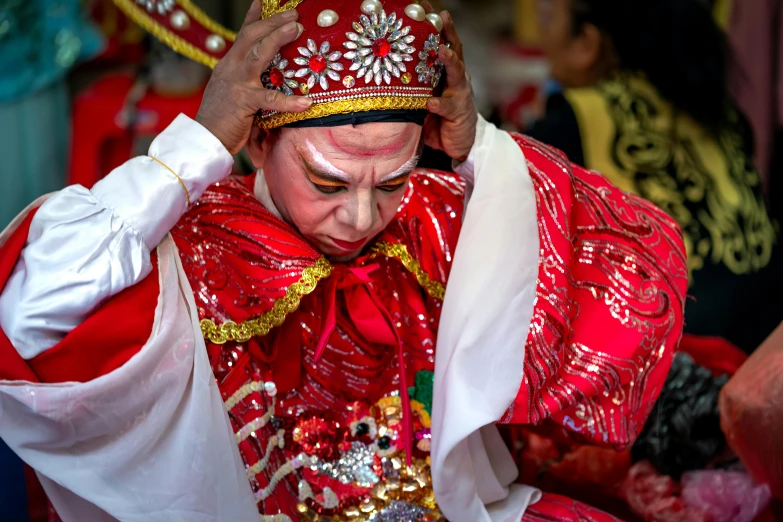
[304,140,421,186]
[251,121,424,259]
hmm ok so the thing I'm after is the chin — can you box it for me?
[311,240,355,259]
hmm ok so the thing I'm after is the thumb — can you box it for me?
[428,96,458,121]
[241,0,262,29]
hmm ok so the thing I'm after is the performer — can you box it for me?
[0,1,687,521]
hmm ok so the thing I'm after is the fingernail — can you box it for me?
[429,98,440,109]
[281,9,297,20]
[298,97,312,107]
[444,47,453,58]
[296,22,304,38]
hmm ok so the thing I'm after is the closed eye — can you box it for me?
[376,174,410,193]
[313,184,347,194]
[304,167,348,195]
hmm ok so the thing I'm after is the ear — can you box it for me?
[246,125,271,170]
[570,23,604,77]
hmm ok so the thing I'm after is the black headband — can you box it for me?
[283,109,428,128]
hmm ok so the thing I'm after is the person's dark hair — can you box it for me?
[570,0,731,133]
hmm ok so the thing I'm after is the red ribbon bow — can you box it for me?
[314,263,415,466]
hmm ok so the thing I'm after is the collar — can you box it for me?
[253,170,284,220]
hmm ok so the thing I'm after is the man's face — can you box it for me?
[249,122,422,260]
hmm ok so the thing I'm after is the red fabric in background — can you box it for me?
[721,322,783,500]
[678,333,748,376]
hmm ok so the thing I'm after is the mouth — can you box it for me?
[329,236,369,252]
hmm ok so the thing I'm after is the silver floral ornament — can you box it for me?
[416,33,443,87]
[343,10,415,86]
[294,39,344,91]
[261,53,298,96]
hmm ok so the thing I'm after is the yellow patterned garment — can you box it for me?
[565,74,776,279]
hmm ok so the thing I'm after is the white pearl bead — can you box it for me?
[169,9,190,30]
[425,12,443,32]
[205,34,226,53]
[264,381,278,397]
[404,3,425,21]
[317,9,339,27]
[361,0,382,16]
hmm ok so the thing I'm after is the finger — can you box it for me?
[440,11,464,62]
[420,0,436,15]
[438,45,467,89]
[427,96,460,121]
[254,88,312,114]
[243,20,303,77]
[241,0,262,29]
[235,9,299,52]
[422,114,443,151]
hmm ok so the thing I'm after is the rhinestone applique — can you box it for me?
[295,39,344,91]
[416,34,442,87]
[344,10,416,86]
[262,53,299,95]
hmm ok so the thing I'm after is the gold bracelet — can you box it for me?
[149,156,191,207]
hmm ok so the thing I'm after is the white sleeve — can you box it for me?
[452,114,491,187]
[432,116,542,520]
[0,114,233,360]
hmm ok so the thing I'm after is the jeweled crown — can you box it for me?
[112,0,445,129]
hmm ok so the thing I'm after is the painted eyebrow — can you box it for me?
[302,158,350,184]
[300,139,421,185]
[377,153,421,184]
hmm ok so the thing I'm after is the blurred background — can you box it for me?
[1,0,782,521]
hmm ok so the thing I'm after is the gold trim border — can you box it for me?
[112,0,234,69]
[262,0,307,20]
[371,242,445,300]
[200,256,333,344]
[255,96,430,129]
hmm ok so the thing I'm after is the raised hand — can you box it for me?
[196,1,312,155]
[422,5,477,162]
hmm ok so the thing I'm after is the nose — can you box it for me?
[336,189,377,236]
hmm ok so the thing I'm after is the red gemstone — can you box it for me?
[269,68,285,87]
[372,38,391,57]
[426,50,438,68]
[309,54,327,73]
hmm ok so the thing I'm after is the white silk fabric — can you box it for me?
[432,119,542,521]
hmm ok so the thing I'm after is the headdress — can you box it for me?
[112,0,445,129]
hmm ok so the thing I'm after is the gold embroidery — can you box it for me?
[200,256,333,344]
[256,96,430,130]
[567,75,776,277]
[371,242,445,300]
[112,0,228,68]
[261,0,307,20]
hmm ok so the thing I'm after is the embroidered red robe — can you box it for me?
[0,135,688,522]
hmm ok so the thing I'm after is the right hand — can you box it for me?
[196,1,312,155]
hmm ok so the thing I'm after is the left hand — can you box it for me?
[422,7,478,163]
